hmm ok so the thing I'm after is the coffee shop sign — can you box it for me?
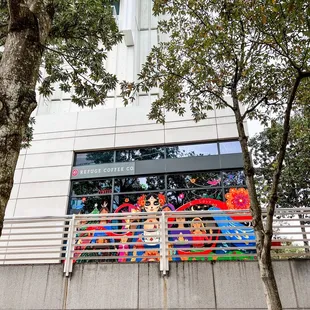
[71,162,135,179]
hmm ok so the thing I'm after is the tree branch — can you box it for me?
[265,75,302,239]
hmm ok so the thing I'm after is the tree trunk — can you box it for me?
[0,1,52,236]
[231,92,282,310]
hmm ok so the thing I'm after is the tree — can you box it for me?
[250,104,310,252]
[121,1,310,309]
[0,0,122,236]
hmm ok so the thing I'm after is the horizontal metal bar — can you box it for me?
[4,250,67,255]
[0,244,66,249]
[0,237,69,242]
[2,225,70,230]
[0,257,63,262]
[0,231,70,236]
[73,255,160,261]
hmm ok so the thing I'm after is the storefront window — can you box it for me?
[69,196,111,214]
[114,175,165,193]
[166,143,218,158]
[219,141,242,154]
[115,147,165,162]
[167,189,223,209]
[72,179,113,196]
[167,171,221,189]
[74,140,240,167]
[69,170,246,214]
[70,141,245,215]
[222,170,245,186]
[75,151,114,166]
[112,193,144,211]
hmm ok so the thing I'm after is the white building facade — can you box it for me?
[6,0,247,219]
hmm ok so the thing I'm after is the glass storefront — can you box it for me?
[74,141,241,167]
[69,140,244,214]
[69,170,246,214]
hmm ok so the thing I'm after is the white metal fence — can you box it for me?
[0,208,309,276]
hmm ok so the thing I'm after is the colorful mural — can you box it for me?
[73,188,257,263]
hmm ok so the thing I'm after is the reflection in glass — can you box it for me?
[69,196,112,214]
[116,147,165,162]
[75,151,114,166]
[166,143,218,158]
[167,172,221,189]
[167,189,223,209]
[112,194,142,211]
[72,179,113,196]
[222,170,245,186]
[219,141,242,154]
[114,175,165,193]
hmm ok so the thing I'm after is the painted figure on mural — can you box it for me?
[91,201,116,260]
[169,216,192,261]
[189,217,213,261]
[74,204,101,263]
[118,206,140,262]
[135,194,166,262]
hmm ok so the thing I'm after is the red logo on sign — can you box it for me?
[72,169,78,177]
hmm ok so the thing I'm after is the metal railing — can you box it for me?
[0,208,309,276]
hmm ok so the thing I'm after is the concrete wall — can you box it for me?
[0,260,309,310]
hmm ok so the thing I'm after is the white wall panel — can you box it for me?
[69,102,82,112]
[150,29,157,47]
[33,131,76,141]
[57,99,71,113]
[116,105,156,126]
[139,30,150,71]
[106,45,118,76]
[16,155,25,169]
[13,196,69,217]
[216,116,236,125]
[137,95,151,106]
[115,97,128,108]
[150,6,158,28]
[36,100,50,115]
[23,152,73,169]
[165,108,216,122]
[4,200,16,218]
[165,118,216,130]
[14,170,22,184]
[103,98,116,109]
[76,109,116,130]
[139,0,150,29]
[115,129,165,148]
[18,181,70,199]
[215,106,235,117]
[9,184,19,200]
[21,166,72,183]
[117,43,132,81]
[165,125,218,144]
[217,123,238,139]
[34,113,77,134]
[74,134,115,151]
[27,138,75,154]
[116,123,164,134]
[76,127,115,138]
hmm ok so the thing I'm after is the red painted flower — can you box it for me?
[225,188,250,210]
[158,193,166,206]
[137,194,146,207]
